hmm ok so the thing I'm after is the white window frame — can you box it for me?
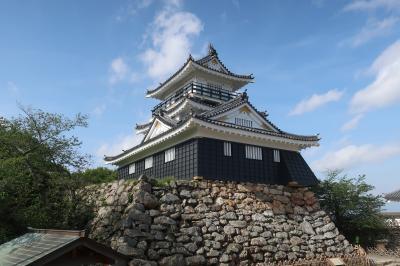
[235,117,253,128]
[128,163,135,174]
[273,149,280,163]
[164,147,176,163]
[245,145,262,160]
[145,156,153,169]
[223,142,232,156]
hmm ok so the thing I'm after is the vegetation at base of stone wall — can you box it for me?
[313,170,387,247]
[150,176,176,187]
[0,107,117,244]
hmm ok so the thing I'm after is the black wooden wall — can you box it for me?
[197,138,285,184]
[117,137,318,186]
[118,139,198,180]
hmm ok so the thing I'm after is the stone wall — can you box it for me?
[82,177,353,265]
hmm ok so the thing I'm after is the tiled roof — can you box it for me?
[201,93,283,133]
[154,114,177,127]
[135,121,152,130]
[195,44,253,79]
[146,45,253,96]
[105,108,318,163]
[164,96,216,115]
[196,116,319,142]
[385,189,400,201]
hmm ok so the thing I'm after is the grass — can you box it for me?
[151,176,176,187]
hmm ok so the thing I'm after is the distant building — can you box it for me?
[385,189,400,202]
[0,228,128,266]
[105,45,319,186]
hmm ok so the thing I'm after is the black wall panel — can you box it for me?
[118,139,198,180]
[117,137,318,186]
[197,138,285,184]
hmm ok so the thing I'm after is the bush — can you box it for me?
[313,171,388,246]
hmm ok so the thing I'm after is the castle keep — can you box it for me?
[105,45,319,187]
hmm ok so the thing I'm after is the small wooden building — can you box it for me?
[0,228,129,266]
[104,44,320,186]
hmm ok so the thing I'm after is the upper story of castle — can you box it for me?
[141,45,254,126]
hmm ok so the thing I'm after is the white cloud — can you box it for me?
[289,89,344,116]
[312,143,400,172]
[139,2,203,81]
[109,57,129,84]
[341,114,364,131]
[115,0,154,21]
[344,0,400,12]
[109,57,140,85]
[96,134,143,159]
[347,17,399,47]
[350,40,400,113]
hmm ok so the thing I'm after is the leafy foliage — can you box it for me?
[313,171,387,246]
[0,107,94,244]
[73,167,117,185]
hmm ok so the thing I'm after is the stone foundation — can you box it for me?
[82,177,353,265]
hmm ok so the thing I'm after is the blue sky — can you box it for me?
[1,0,400,209]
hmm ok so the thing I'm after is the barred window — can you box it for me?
[223,142,231,156]
[145,156,153,169]
[245,145,262,160]
[235,118,253,127]
[273,149,280,162]
[164,147,176,162]
[128,163,135,174]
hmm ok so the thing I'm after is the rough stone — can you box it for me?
[300,221,316,235]
[83,179,352,265]
[160,193,180,203]
[185,255,206,265]
[159,254,186,266]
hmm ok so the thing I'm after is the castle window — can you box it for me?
[273,150,280,162]
[128,163,135,174]
[145,156,153,169]
[223,142,231,156]
[235,118,253,128]
[165,147,175,162]
[245,145,262,160]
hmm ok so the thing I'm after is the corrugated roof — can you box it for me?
[0,231,80,266]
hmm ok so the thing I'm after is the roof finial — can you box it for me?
[242,89,248,101]
[208,43,217,56]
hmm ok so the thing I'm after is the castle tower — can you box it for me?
[105,44,319,186]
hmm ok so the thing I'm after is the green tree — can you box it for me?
[74,167,117,184]
[0,107,93,243]
[313,171,387,246]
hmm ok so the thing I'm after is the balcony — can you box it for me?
[152,82,238,113]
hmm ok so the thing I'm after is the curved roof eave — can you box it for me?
[104,117,319,165]
[146,60,254,99]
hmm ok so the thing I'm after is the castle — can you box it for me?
[105,45,319,187]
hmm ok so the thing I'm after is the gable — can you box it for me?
[212,103,278,132]
[144,119,172,142]
[204,58,228,73]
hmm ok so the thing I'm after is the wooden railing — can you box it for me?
[152,82,238,113]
